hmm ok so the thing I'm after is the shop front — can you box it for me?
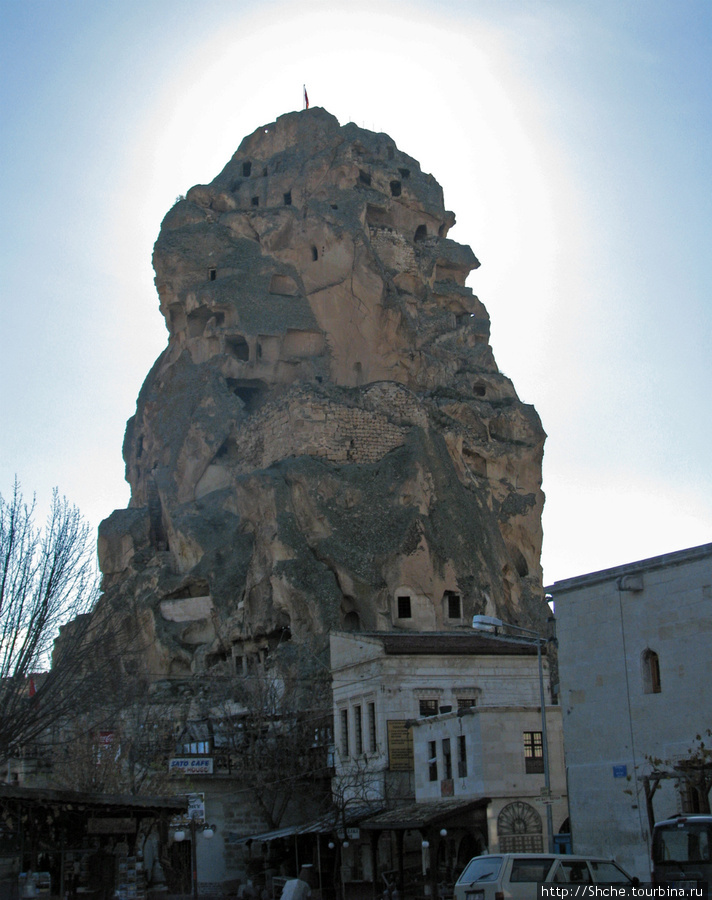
[0,785,185,900]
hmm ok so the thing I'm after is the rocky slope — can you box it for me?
[97,108,546,679]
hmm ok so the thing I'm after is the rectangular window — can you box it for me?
[524,731,544,773]
[397,595,412,619]
[340,709,349,758]
[445,591,462,619]
[428,741,438,782]
[368,702,377,753]
[354,705,363,756]
[182,741,210,755]
[442,738,453,780]
[419,699,438,717]
[457,698,477,709]
[458,735,468,777]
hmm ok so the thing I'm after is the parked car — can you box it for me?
[454,853,637,900]
[652,814,712,890]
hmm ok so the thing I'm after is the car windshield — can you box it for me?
[457,858,503,884]
[653,824,712,864]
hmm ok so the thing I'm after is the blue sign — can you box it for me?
[613,765,628,778]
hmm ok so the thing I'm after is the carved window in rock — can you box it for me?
[414,224,428,242]
[390,180,401,197]
[242,161,252,177]
[498,801,543,853]
[444,590,462,621]
[343,610,361,632]
[225,335,250,361]
[397,594,412,619]
[524,731,544,773]
[283,191,292,206]
[208,267,217,281]
[642,649,662,694]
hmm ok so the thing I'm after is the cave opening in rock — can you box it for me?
[226,378,268,412]
[225,335,250,361]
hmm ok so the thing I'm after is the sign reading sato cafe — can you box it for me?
[169,757,214,775]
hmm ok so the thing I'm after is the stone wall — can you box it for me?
[552,543,712,879]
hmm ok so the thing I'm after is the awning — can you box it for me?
[358,797,490,831]
[227,806,382,845]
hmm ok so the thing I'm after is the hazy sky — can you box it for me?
[1,0,710,586]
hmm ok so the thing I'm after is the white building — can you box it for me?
[329,631,568,894]
[549,542,712,880]
[411,703,567,853]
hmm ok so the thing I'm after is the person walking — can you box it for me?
[280,867,313,900]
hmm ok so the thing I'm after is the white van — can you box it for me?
[652,814,712,890]
[454,853,637,900]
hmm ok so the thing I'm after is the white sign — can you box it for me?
[169,757,214,775]
[171,793,206,828]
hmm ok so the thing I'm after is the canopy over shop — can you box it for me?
[230,799,490,900]
[358,798,491,900]
[0,784,186,899]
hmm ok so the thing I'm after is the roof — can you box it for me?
[227,806,378,845]
[363,632,540,657]
[359,797,490,830]
[0,783,186,813]
[546,542,712,595]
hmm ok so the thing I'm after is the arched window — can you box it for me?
[642,649,661,694]
[497,801,543,853]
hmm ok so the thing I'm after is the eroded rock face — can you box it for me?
[98,108,546,677]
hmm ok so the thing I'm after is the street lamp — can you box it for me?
[174,815,216,898]
[472,615,555,853]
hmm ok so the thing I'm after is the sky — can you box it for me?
[1,0,710,587]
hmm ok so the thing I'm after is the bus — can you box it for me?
[652,815,712,890]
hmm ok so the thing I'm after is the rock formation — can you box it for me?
[97,108,546,679]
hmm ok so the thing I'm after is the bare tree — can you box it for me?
[641,730,712,830]
[0,479,100,764]
[208,641,334,829]
[49,698,181,795]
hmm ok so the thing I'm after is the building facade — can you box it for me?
[550,542,712,880]
[329,631,568,896]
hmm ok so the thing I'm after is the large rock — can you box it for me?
[98,108,546,677]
